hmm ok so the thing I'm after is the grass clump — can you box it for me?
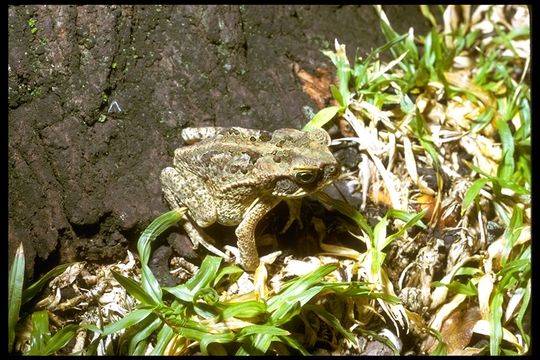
[304,4,530,355]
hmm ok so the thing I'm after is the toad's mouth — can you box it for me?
[271,177,336,198]
[272,187,308,198]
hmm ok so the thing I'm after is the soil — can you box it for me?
[8,5,434,279]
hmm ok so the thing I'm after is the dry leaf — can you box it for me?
[292,63,333,109]
[439,305,482,354]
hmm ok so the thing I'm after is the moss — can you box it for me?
[27,17,38,34]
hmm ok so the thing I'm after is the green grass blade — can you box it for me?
[461,178,491,215]
[199,332,235,355]
[495,117,515,182]
[425,327,448,355]
[27,310,50,354]
[499,254,530,279]
[323,41,351,107]
[221,300,267,320]
[151,324,175,355]
[278,334,310,355]
[194,287,220,305]
[493,200,511,226]
[138,209,185,266]
[455,267,483,277]
[515,153,531,187]
[252,333,274,354]
[162,286,194,302]
[175,324,207,340]
[269,300,302,326]
[41,324,78,355]
[322,282,399,303]
[504,173,531,193]
[420,5,438,27]
[8,243,25,352]
[111,270,157,305]
[372,216,388,252]
[515,279,531,348]
[386,208,427,229]
[132,340,150,355]
[498,259,530,291]
[431,280,478,297]
[497,149,516,184]
[128,315,163,355]
[238,325,290,338]
[102,308,154,336]
[490,291,504,355]
[304,304,357,344]
[267,264,337,311]
[463,160,496,181]
[471,107,495,132]
[21,263,73,305]
[193,301,221,320]
[383,208,428,249]
[400,93,415,113]
[515,95,530,143]
[404,27,420,66]
[240,330,298,354]
[136,210,185,304]
[267,267,339,326]
[212,264,244,287]
[236,335,268,355]
[464,160,529,196]
[501,205,523,266]
[235,345,251,355]
[302,106,340,131]
[184,255,222,293]
[354,33,408,91]
[140,264,163,305]
[330,84,345,107]
[411,112,441,169]
[374,6,405,58]
[313,191,373,239]
[275,283,327,307]
[271,286,333,326]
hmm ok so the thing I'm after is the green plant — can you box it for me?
[430,205,530,355]
[303,4,530,355]
[8,244,24,352]
[25,311,79,355]
[27,17,38,34]
[84,209,397,355]
[8,243,77,354]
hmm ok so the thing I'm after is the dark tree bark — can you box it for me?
[8,5,433,278]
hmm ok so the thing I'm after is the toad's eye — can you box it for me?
[295,170,318,184]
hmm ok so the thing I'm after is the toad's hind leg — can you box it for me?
[161,167,228,258]
[160,166,217,227]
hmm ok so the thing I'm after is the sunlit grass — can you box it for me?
[305,4,530,355]
[8,243,77,355]
[80,210,400,355]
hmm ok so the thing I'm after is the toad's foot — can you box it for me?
[281,199,304,233]
[182,220,230,261]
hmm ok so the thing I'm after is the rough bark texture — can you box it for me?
[8,5,432,278]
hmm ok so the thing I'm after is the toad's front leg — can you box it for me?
[235,196,282,271]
